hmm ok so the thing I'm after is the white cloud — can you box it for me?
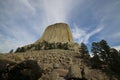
[0,23,37,53]
[72,24,86,43]
[0,0,40,53]
[0,28,37,53]
[111,32,120,39]
[113,46,120,51]
[72,23,104,44]
[20,0,36,13]
[1,0,36,17]
[84,24,104,43]
[41,0,83,25]
[0,34,19,53]
[32,0,84,37]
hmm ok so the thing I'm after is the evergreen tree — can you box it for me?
[109,48,120,74]
[15,47,21,53]
[90,54,102,68]
[20,47,25,52]
[80,43,89,58]
[35,44,40,50]
[9,49,14,53]
[91,40,110,68]
[99,40,110,63]
[91,42,100,56]
[91,40,110,64]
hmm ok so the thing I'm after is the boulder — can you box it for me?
[66,65,82,79]
[49,71,61,80]
[0,59,16,80]
[53,69,68,77]
[7,60,42,80]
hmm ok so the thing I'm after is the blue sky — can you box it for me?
[0,0,120,53]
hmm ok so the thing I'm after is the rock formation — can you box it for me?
[15,23,80,52]
[35,23,74,44]
[1,23,119,80]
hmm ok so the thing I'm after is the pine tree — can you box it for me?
[99,40,110,63]
[109,48,120,74]
[80,43,89,58]
[9,49,14,53]
[91,40,120,74]
[90,54,102,68]
[91,40,110,63]
[15,47,21,53]
[91,40,110,68]
[91,42,100,56]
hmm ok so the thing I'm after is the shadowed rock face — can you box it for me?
[35,23,74,44]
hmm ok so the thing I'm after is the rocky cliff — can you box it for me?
[35,23,74,44]
[0,23,118,80]
[0,50,113,80]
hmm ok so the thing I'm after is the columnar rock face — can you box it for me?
[35,23,74,44]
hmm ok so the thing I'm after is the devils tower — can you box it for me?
[14,23,80,52]
[0,23,115,80]
[35,23,74,44]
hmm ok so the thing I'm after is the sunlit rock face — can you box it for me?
[35,23,74,44]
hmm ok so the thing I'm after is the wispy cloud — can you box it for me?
[72,23,104,44]
[20,0,36,13]
[0,34,20,52]
[110,32,120,39]
[0,0,38,52]
[40,0,83,27]
[84,26,104,44]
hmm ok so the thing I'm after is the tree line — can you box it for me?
[80,40,120,75]
[15,41,69,53]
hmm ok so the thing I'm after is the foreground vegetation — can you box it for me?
[81,40,120,78]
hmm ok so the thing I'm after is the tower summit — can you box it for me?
[35,23,74,44]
